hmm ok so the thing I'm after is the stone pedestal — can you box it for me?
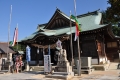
[25,62,30,71]
[54,49,73,73]
[5,53,13,72]
[54,61,72,72]
[46,49,74,80]
[8,53,12,62]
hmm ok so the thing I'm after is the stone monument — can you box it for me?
[46,40,74,79]
[46,49,74,80]
[54,49,72,72]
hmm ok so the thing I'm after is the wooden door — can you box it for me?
[97,41,106,63]
[81,40,98,58]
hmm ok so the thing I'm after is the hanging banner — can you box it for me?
[44,55,51,72]
[56,39,62,50]
[26,45,31,61]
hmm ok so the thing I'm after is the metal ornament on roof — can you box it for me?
[56,39,62,50]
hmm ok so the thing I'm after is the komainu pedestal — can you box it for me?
[54,49,72,72]
[46,49,74,80]
[54,49,74,76]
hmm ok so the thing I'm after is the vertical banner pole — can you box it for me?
[70,11,74,69]
[7,5,12,60]
[73,0,81,76]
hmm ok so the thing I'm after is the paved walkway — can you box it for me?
[0,70,120,80]
[73,70,120,80]
[0,62,120,80]
[0,72,39,80]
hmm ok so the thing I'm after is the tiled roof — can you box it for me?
[20,9,108,41]
[20,25,108,42]
[37,23,46,30]
[0,42,16,53]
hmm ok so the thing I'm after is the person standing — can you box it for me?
[15,56,19,73]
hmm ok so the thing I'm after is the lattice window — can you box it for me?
[107,42,117,48]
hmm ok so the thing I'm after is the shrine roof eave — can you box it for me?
[19,24,110,43]
[115,36,120,38]
[111,35,120,40]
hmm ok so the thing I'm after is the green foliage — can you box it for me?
[101,0,120,36]
[112,25,120,36]
[12,44,26,52]
[101,10,109,24]
[106,0,120,23]
[9,41,13,46]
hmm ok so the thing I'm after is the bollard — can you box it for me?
[77,60,80,75]
[117,63,120,69]
[25,61,30,71]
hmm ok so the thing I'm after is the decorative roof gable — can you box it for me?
[44,9,74,29]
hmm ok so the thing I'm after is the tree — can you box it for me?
[112,25,120,36]
[12,43,26,52]
[102,0,120,36]
[101,10,108,24]
[106,0,120,23]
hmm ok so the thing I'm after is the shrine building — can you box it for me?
[19,9,120,66]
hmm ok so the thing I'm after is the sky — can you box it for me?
[0,0,109,42]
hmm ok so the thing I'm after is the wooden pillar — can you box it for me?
[42,48,45,66]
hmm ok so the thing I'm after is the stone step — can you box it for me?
[29,66,56,71]
[73,68,94,74]
[108,62,118,70]
[0,70,9,72]
[53,72,74,76]
[45,74,73,80]
[0,70,9,74]
[29,66,45,71]
[32,68,44,70]
[53,72,70,75]
[32,69,44,71]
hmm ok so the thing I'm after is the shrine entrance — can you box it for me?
[50,49,58,65]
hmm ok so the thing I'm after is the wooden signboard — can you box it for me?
[44,55,51,73]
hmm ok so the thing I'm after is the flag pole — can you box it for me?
[73,0,81,76]
[70,11,74,69]
[17,23,18,50]
[7,5,12,60]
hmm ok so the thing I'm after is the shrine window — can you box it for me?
[107,42,117,48]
